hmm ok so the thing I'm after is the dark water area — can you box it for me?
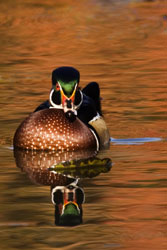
[0,0,167,249]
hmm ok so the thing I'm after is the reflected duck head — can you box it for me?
[50,67,83,122]
[51,182,84,226]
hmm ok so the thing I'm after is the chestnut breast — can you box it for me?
[13,109,97,151]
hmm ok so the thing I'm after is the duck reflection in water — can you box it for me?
[51,180,84,226]
[14,149,112,226]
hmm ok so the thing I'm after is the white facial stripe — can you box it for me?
[57,81,63,92]
[49,89,63,109]
[49,88,83,111]
[51,186,65,205]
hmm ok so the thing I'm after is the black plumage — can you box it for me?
[52,67,80,85]
[35,67,102,125]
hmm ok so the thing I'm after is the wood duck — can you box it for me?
[13,67,110,151]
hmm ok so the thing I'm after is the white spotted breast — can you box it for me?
[13,109,97,151]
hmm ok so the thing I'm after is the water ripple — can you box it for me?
[110,137,162,145]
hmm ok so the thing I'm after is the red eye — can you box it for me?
[56,83,60,91]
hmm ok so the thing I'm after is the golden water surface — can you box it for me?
[0,0,167,249]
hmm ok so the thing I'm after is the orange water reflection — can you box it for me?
[0,0,167,249]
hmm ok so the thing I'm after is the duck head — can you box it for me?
[50,67,83,122]
[51,181,84,226]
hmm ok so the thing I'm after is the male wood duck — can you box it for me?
[13,66,110,151]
